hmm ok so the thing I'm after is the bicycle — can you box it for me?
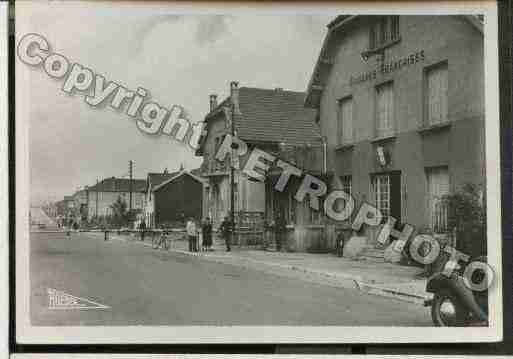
[152,231,170,250]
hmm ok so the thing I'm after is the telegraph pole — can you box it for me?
[230,88,235,235]
[129,160,133,212]
[95,179,99,218]
[229,81,239,245]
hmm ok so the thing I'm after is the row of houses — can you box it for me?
[195,15,485,253]
[54,168,205,228]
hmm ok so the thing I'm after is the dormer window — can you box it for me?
[369,16,400,51]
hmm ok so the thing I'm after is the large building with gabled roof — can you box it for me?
[196,84,326,242]
[304,15,485,256]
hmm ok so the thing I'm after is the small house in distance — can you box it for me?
[148,170,206,228]
[143,170,178,227]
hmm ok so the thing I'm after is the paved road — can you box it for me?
[30,232,432,326]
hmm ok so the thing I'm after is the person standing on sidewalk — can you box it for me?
[186,217,198,252]
[274,211,287,252]
[202,217,213,251]
[139,220,147,241]
[220,216,232,252]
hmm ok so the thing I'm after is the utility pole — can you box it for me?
[129,160,133,212]
[230,88,235,237]
[229,81,240,245]
[95,179,99,218]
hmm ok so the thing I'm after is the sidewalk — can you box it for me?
[108,231,430,305]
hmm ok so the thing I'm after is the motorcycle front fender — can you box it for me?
[427,273,488,322]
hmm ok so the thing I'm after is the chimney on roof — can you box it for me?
[209,94,218,112]
[230,81,241,115]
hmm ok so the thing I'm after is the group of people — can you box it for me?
[185,216,233,252]
[140,211,288,253]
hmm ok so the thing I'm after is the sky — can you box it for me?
[16,2,332,205]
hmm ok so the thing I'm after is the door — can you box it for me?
[372,171,401,224]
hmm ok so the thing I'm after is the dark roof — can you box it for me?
[147,172,180,190]
[327,15,352,29]
[190,168,202,177]
[88,177,146,192]
[152,170,206,192]
[204,87,321,147]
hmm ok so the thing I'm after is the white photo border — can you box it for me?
[14,0,502,344]
[1,1,8,357]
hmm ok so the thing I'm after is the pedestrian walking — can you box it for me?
[139,220,147,241]
[220,216,232,252]
[186,217,198,252]
[202,217,213,251]
[274,211,287,252]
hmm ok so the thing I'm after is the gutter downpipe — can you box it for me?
[322,136,327,175]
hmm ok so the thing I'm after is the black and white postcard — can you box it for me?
[14,0,502,344]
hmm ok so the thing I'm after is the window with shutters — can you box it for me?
[426,167,450,233]
[376,82,394,138]
[338,97,353,145]
[425,62,449,126]
[369,16,400,51]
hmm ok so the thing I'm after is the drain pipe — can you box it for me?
[321,136,327,175]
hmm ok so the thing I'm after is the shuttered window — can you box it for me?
[338,97,353,145]
[376,82,394,137]
[426,63,449,126]
[426,167,450,233]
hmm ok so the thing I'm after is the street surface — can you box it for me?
[30,231,432,326]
